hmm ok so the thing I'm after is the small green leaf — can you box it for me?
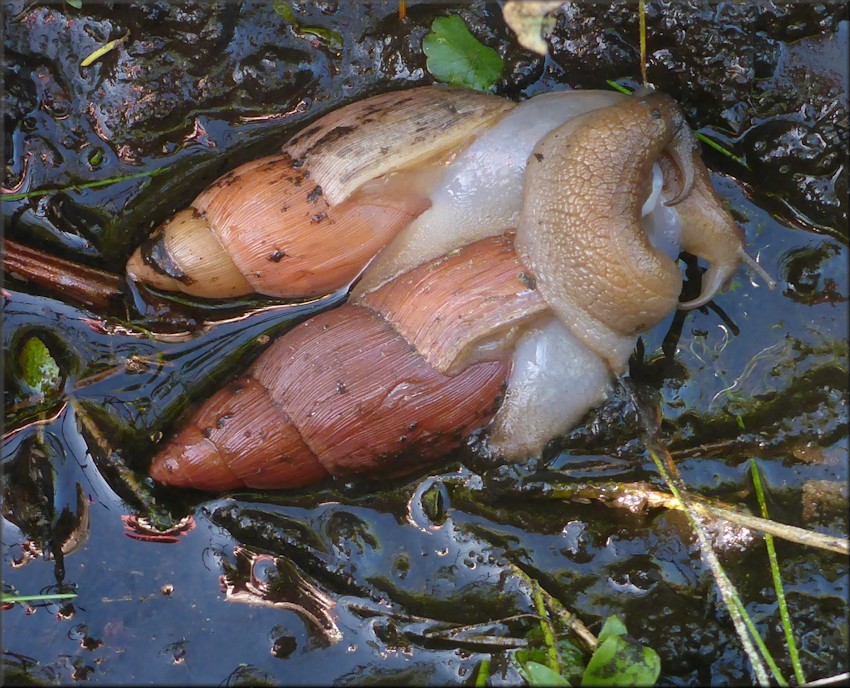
[273,2,296,24]
[18,337,61,396]
[515,645,551,669]
[581,636,661,687]
[422,15,503,91]
[301,26,344,50]
[273,3,343,50]
[88,147,104,167]
[557,638,587,685]
[65,0,82,8]
[596,616,628,643]
[523,661,571,686]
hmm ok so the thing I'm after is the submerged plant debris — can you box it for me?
[2,1,848,685]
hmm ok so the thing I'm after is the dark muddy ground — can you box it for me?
[2,1,848,685]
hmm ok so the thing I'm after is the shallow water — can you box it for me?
[3,2,848,685]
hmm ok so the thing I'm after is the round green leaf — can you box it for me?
[422,15,503,91]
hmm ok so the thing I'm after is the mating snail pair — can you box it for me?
[126,85,771,492]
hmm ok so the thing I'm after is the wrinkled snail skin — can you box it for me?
[658,151,747,309]
[146,88,756,489]
[485,93,703,459]
[515,91,697,373]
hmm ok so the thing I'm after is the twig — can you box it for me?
[545,481,848,556]
[802,673,850,687]
[507,562,598,652]
[422,613,537,647]
[647,444,781,686]
[2,238,124,312]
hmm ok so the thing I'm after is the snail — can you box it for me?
[137,86,771,492]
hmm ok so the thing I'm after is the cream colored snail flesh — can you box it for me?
[135,86,772,492]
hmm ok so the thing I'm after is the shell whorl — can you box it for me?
[149,304,510,491]
[127,87,514,300]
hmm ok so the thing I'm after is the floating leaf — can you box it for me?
[18,337,61,397]
[422,15,503,91]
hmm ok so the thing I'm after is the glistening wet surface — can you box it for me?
[3,2,848,685]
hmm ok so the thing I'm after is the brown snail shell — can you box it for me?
[360,233,548,375]
[149,304,509,491]
[127,87,513,299]
[144,87,772,490]
[148,233,536,491]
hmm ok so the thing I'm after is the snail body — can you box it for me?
[142,86,761,492]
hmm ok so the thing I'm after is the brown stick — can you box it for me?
[2,238,124,311]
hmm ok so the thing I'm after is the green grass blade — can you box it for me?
[475,657,491,687]
[646,445,782,686]
[694,132,750,168]
[531,579,562,675]
[605,80,632,95]
[728,593,788,686]
[750,460,807,685]
[2,168,169,201]
[2,593,78,603]
[639,0,647,85]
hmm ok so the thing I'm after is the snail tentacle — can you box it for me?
[663,124,698,206]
